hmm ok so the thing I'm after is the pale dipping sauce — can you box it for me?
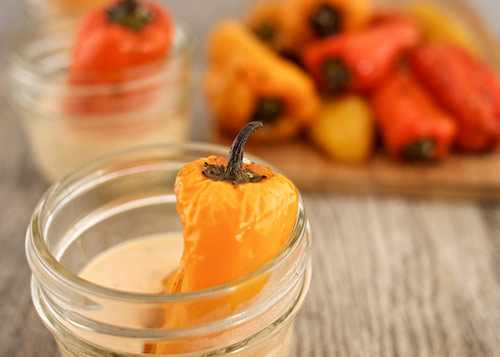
[80,233,183,294]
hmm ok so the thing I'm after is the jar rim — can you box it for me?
[26,142,308,304]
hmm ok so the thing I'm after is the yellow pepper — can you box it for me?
[408,1,483,57]
[309,96,374,163]
[204,20,320,141]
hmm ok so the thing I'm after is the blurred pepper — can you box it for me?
[245,0,293,55]
[70,0,173,82]
[145,122,298,354]
[408,1,482,58]
[411,43,500,152]
[65,0,174,116]
[310,96,374,163]
[285,0,373,52]
[371,71,456,161]
[302,16,420,93]
[204,20,320,141]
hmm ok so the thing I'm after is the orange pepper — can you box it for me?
[204,20,320,141]
[284,0,373,52]
[144,122,298,354]
[245,0,294,55]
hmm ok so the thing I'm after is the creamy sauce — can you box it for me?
[79,233,183,293]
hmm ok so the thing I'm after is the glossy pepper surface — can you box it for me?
[408,1,482,57]
[70,0,173,82]
[310,96,374,163]
[204,20,320,141]
[411,43,500,151]
[371,71,457,161]
[171,122,298,292]
[285,0,373,52]
[302,16,421,93]
[144,122,298,354]
[246,0,292,55]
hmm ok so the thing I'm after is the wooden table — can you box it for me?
[1,1,500,356]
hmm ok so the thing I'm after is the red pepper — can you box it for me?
[411,43,500,151]
[70,0,173,82]
[301,16,420,93]
[371,71,457,160]
[65,0,174,116]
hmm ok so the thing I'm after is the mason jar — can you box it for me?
[9,19,194,182]
[25,144,312,356]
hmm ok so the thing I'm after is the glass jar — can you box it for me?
[9,19,194,183]
[25,144,312,357]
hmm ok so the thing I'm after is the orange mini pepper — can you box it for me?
[245,0,293,55]
[284,0,373,52]
[204,20,320,141]
[371,71,457,161]
[302,16,421,93]
[144,122,298,354]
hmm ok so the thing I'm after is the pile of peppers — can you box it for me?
[205,0,500,163]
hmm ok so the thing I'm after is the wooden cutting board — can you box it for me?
[213,134,500,199]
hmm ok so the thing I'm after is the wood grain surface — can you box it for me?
[1,1,500,357]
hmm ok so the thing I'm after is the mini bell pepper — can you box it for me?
[411,43,500,151]
[408,1,482,57]
[144,122,298,354]
[371,71,457,161]
[70,0,173,81]
[204,20,320,141]
[310,96,374,163]
[245,0,293,56]
[65,0,174,116]
[284,0,373,53]
[302,15,421,93]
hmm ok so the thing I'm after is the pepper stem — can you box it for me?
[107,0,152,31]
[402,139,436,160]
[203,122,266,185]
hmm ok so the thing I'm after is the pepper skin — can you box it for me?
[70,0,173,82]
[284,0,373,53]
[172,122,297,292]
[204,20,320,141]
[144,122,298,354]
[411,44,500,152]
[64,0,173,117]
[302,16,421,93]
[245,0,293,55]
[371,72,457,161]
[408,1,483,57]
[310,96,374,163]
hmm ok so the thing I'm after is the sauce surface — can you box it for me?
[79,233,183,293]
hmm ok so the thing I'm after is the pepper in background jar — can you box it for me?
[411,43,500,152]
[70,0,173,81]
[204,20,320,141]
[65,0,174,115]
[302,15,421,94]
[371,71,457,161]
